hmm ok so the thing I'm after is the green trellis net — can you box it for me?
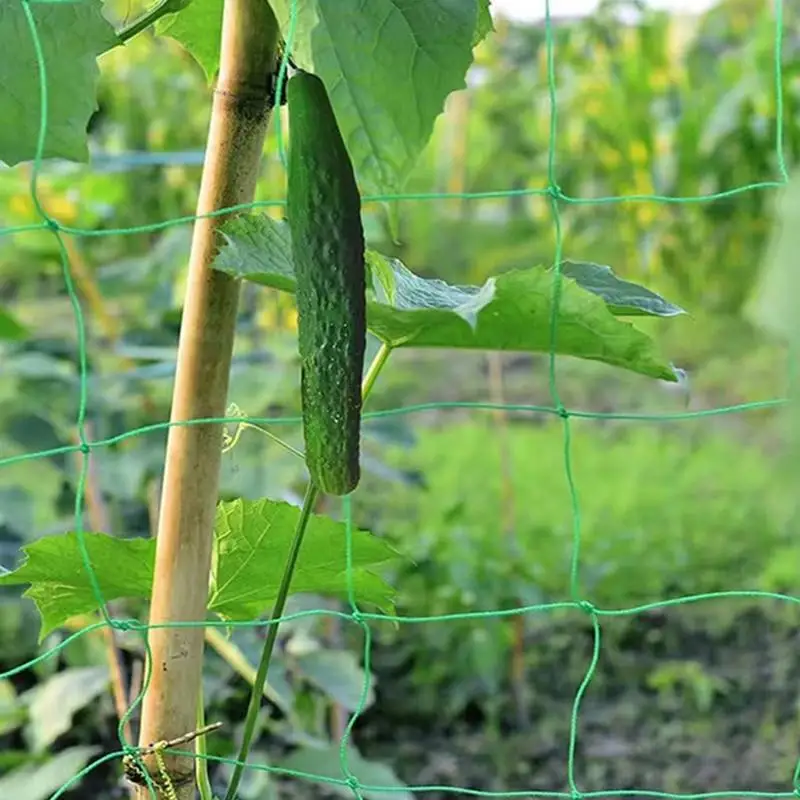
[1,0,799,798]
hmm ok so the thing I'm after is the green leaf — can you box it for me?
[474,0,494,46]
[0,0,118,166]
[560,261,686,318]
[278,744,414,800]
[0,680,26,737]
[209,498,400,619]
[0,503,399,638]
[217,214,295,291]
[0,745,100,800]
[293,649,375,712]
[212,213,679,382]
[746,168,800,341]
[155,0,224,83]
[0,532,155,642]
[0,308,27,341]
[270,0,478,196]
[22,666,109,753]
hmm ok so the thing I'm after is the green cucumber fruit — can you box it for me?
[286,71,367,496]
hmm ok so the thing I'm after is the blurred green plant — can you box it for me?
[354,418,796,716]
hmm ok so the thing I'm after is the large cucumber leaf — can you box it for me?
[213,213,681,382]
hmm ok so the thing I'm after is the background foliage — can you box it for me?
[1,0,799,797]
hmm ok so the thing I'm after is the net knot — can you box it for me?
[349,609,365,625]
[110,617,139,632]
[556,404,569,419]
[79,441,91,456]
[571,791,583,800]
[577,600,596,616]
[44,217,60,233]
[345,775,360,792]
[546,182,565,201]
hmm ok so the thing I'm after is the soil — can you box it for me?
[44,602,800,799]
[313,604,800,799]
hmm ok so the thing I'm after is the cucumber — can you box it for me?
[286,71,367,496]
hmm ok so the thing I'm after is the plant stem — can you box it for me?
[134,4,281,799]
[195,686,213,800]
[224,482,318,800]
[362,341,392,401]
[223,340,393,800]
[116,0,182,44]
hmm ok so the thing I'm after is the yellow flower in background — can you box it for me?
[629,140,649,167]
[7,186,79,225]
[283,306,298,333]
[257,301,279,332]
[649,66,671,93]
[7,193,32,219]
[583,97,604,119]
[164,166,187,189]
[529,197,549,222]
[257,294,298,333]
[636,203,659,228]
[564,123,582,152]
[601,146,622,171]
[731,12,748,34]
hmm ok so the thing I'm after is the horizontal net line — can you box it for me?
[0,396,790,470]
[0,180,792,240]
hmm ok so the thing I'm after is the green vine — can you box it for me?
[116,0,194,44]
[223,342,393,800]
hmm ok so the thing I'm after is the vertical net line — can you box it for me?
[20,0,112,623]
[542,2,599,795]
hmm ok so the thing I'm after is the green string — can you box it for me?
[3,0,798,798]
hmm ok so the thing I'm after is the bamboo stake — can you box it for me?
[133,3,280,797]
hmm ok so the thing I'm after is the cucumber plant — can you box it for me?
[0,1,688,799]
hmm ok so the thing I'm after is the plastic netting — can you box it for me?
[2,0,799,798]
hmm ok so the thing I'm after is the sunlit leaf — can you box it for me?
[270,0,479,196]
[213,213,679,381]
[0,0,117,165]
[155,0,224,83]
[474,0,494,46]
[0,532,154,642]
[209,498,400,619]
[0,500,400,638]
[560,261,686,317]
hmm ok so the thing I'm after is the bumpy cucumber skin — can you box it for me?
[286,71,366,496]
